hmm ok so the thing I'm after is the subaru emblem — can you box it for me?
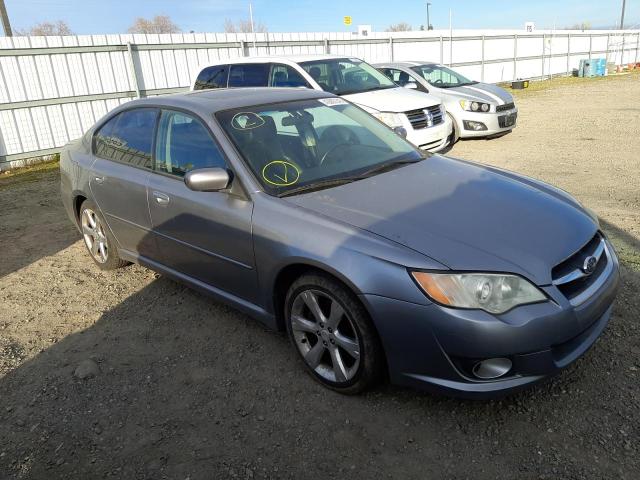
[582,255,598,275]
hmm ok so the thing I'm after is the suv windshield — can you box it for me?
[299,58,397,96]
[217,98,425,196]
[411,64,477,88]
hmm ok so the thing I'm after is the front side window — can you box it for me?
[155,110,226,177]
[194,65,229,90]
[269,64,311,88]
[217,98,425,196]
[411,64,476,88]
[299,58,396,96]
[93,108,158,168]
[228,64,269,87]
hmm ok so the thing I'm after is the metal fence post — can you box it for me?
[566,33,571,76]
[589,34,592,60]
[605,34,610,65]
[513,34,518,80]
[389,36,394,62]
[636,32,639,64]
[541,34,545,80]
[481,35,485,82]
[126,42,141,99]
[439,35,443,64]
[240,39,247,57]
[323,38,330,54]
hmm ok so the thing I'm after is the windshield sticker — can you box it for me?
[231,112,265,130]
[262,160,301,187]
[318,98,348,107]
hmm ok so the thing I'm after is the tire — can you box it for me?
[447,113,459,146]
[79,200,129,271]
[285,272,385,394]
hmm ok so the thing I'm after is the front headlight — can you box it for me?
[459,100,491,113]
[372,112,405,128]
[411,271,546,314]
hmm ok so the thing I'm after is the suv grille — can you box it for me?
[552,233,610,305]
[496,102,515,112]
[405,105,444,130]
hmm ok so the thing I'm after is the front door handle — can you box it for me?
[94,176,105,184]
[153,191,170,206]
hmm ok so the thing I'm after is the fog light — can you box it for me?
[463,120,488,131]
[472,358,512,379]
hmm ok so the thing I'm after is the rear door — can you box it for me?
[147,109,258,302]
[228,63,270,87]
[89,107,158,256]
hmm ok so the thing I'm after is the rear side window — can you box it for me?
[154,110,226,177]
[93,108,158,169]
[269,64,310,88]
[194,65,229,90]
[228,64,269,87]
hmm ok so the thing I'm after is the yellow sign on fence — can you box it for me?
[343,16,352,26]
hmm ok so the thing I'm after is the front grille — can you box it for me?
[552,233,609,304]
[405,105,444,130]
[496,102,515,112]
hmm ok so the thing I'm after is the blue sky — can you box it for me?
[6,0,639,34]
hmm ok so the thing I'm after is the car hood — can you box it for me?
[285,156,597,285]
[442,82,514,105]
[343,87,440,113]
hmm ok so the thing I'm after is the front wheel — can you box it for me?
[447,113,459,146]
[285,273,384,394]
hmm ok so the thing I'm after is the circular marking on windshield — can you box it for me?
[231,112,265,130]
[262,160,301,186]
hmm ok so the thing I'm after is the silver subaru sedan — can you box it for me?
[376,62,518,143]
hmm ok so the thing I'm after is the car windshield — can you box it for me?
[216,98,426,196]
[411,64,477,88]
[298,58,397,96]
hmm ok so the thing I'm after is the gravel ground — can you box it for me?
[0,74,639,480]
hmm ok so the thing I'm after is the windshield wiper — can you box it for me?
[278,177,361,197]
[357,158,422,178]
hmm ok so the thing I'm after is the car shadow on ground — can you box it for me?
[1,259,638,479]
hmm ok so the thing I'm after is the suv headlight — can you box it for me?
[459,100,491,113]
[411,271,546,314]
[372,112,405,128]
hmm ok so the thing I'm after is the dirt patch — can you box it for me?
[0,75,639,479]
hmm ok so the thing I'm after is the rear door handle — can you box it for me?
[153,191,170,206]
[94,176,105,184]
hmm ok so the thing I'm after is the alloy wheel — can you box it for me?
[290,289,361,383]
[81,208,108,264]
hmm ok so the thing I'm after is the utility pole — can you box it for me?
[0,0,12,37]
[620,0,626,29]
[426,2,432,31]
[249,2,256,51]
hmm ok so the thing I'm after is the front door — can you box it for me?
[147,109,258,303]
[89,107,158,256]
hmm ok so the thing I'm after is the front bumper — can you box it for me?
[360,244,620,399]
[454,107,518,139]
[405,115,453,153]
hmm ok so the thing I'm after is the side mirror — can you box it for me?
[404,82,418,90]
[184,167,231,192]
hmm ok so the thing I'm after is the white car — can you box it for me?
[376,62,517,142]
[191,55,452,152]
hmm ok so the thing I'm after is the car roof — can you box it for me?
[374,61,438,68]
[122,87,334,114]
[197,54,362,67]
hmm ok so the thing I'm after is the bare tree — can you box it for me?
[385,22,413,32]
[15,20,73,36]
[567,21,591,31]
[223,18,268,33]
[127,15,180,34]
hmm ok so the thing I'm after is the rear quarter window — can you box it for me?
[194,65,229,90]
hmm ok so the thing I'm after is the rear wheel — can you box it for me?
[285,273,384,394]
[79,200,128,270]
